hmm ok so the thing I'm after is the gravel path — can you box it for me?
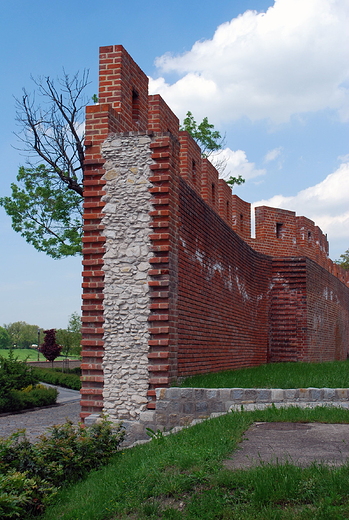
[0,401,81,442]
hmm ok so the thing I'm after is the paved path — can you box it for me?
[0,386,81,442]
[224,421,349,469]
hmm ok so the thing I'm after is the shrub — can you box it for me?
[0,385,58,413]
[0,352,38,398]
[0,470,57,518]
[32,367,81,390]
[0,417,125,518]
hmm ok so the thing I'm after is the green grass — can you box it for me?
[0,348,80,362]
[0,348,47,362]
[178,360,349,389]
[40,406,349,520]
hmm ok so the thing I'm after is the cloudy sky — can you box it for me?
[0,0,348,329]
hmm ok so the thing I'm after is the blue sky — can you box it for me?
[0,0,348,329]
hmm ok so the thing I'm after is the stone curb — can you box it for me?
[87,387,349,446]
[150,387,349,429]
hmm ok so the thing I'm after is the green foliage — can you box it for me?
[32,367,81,390]
[0,352,56,412]
[181,111,245,188]
[0,469,57,519]
[335,248,349,269]
[0,418,125,519]
[39,329,62,363]
[3,321,40,349]
[180,111,223,158]
[0,327,11,349]
[0,385,58,414]
[0,165,83,259]
[178,360,349,389]
[0,351,38,397]
[226,174,245,187]
[56,312,82,357]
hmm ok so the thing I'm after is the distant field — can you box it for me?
[0,349,80,362]
[0,348,46,361]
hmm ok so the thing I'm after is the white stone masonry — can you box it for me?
[101,134,154,420]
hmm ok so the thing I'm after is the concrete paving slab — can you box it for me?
[224,422,349,469]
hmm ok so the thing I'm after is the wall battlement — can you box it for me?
[81,45,349,424]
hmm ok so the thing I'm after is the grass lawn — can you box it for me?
[41,406,349,520]
[178,360,349,389]
[0,348,80,363]
[0,348,46,362]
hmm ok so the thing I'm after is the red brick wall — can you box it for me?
[306,258,349,361]
[269,258,308,363]
[176,179,272,376]
[81,44,349,419]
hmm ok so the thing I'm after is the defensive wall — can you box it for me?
[81,45,349,427]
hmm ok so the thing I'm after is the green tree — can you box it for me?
[1,165,83,258]
[180,111,245,188]
[56,312,82,357]
[4,321,40,349]
[335,249,349,270]
[0,71,89,258]
[0,327,11,349]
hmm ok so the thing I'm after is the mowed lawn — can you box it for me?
[0,348,46,362]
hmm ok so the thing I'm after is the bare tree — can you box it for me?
[15,71,89,195]
[0,71,90,258]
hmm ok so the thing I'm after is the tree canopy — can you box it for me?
[335,249,349,270]
[3,321,40,349]
[180,111,245,188]
[56,312,82,357]
[0,327,11,349]
[0,71,89,258]
[39,329,62,362]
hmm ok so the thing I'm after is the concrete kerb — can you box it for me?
[86,387,349,447]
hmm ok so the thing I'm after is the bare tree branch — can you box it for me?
[14,70,90,197]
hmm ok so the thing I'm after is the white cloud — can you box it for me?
[252,161,349,248]
[214,148,266,180]
[149,0,349,124]
[264,147,282,163]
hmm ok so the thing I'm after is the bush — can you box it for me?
[0,353,38,398]
[32,367,81,390]
[0,385,58,413]
[0,418,125,518]
[0,470,57,518]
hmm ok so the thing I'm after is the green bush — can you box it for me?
[0,418,125,518]
[32,367,81,390]
[0,385,58,413]
[0,470,57,518]
[0,353,38,398]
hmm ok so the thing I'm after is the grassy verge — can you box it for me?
[41,406,349,520]
[178,360,349,389]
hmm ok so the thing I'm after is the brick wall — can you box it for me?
[81,44,349,423]
[177,179,271,376]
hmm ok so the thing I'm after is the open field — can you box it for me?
[0,348,80,362]
[0,348,46,362]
